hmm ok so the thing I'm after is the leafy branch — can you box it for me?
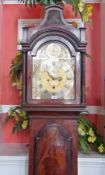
[10,51,23,96]
[4,106,105,154]
[4,106,28,133]
[78,116,105,154]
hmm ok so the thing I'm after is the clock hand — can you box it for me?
[46,71,62,81]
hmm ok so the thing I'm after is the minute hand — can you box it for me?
[47,71,62,81]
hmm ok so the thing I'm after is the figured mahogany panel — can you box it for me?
[34,124,72,175]
[29,118,77,175]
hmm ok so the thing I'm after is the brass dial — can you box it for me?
[32,42,75,100]
[41,68,67,93]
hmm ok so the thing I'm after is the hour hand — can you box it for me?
[46,70,56,79]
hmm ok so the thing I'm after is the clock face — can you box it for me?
[32,42,75,100]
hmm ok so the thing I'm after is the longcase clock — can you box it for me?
[21,5,86,175]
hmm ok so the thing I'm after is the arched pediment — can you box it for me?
[21,5,86,53]
[28,26,86,53]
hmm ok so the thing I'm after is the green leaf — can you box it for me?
[78,116,91,130]
[79,136,90,154]
[10,51,23,91]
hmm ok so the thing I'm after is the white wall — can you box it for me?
[0,153,105,175]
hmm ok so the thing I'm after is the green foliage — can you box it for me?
[5,106,28,133]
[78,116,105,154]
[79,136,90,154]
[10,51,23,96]
[5,107,105,154]
[10,52,23,83]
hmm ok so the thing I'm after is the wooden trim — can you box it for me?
[0,105,105,115]
[17,18,85,50]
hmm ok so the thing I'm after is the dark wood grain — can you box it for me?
[29,119,77,175]
[34,123,72,175]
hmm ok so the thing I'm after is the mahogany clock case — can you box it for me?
[21,5,87,175]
